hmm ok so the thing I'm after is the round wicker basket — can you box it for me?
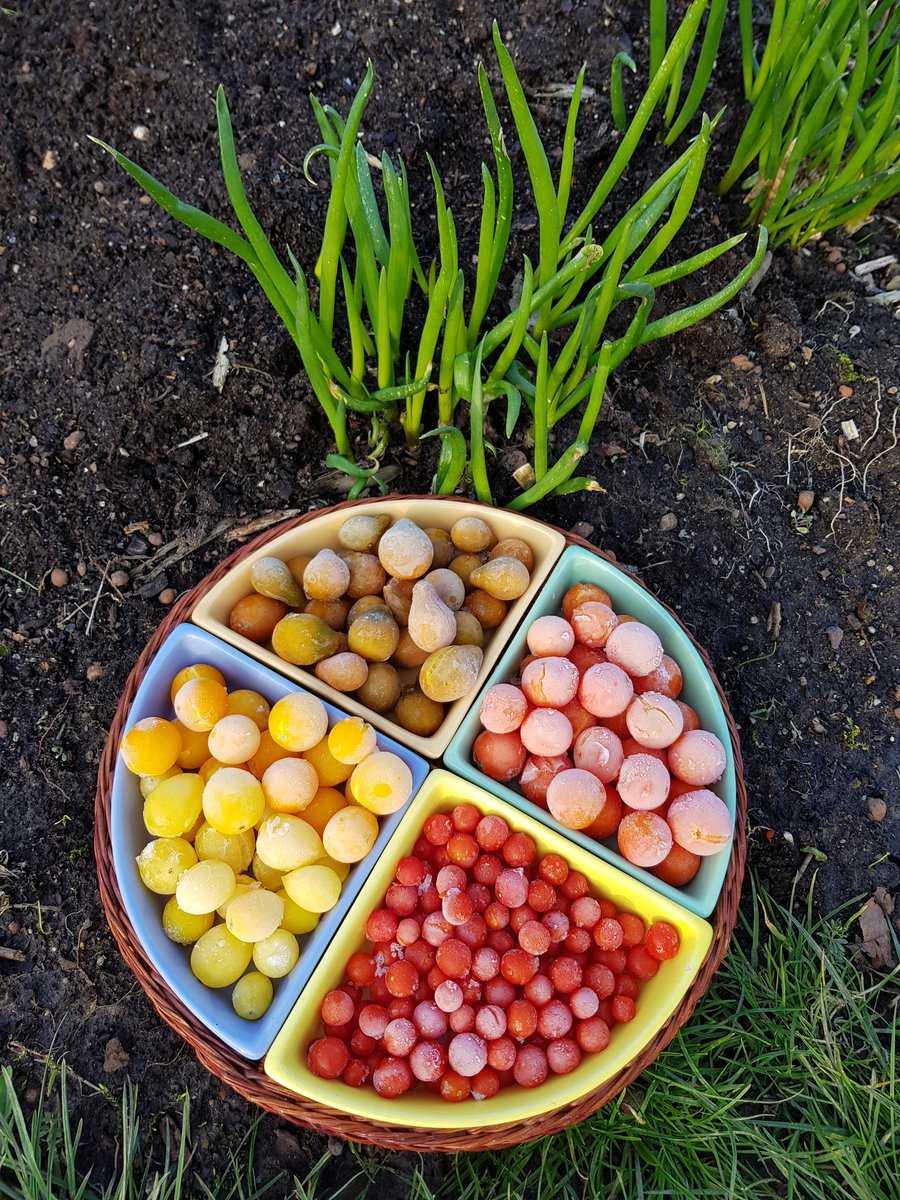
[94,495,747,1151]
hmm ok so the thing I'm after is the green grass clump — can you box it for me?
[2,885,896,1200]
[721,0,900,245]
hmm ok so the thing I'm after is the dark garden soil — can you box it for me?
[1,0,897,1193]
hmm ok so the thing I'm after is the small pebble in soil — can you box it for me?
[63,430,83,450]
[132,125,150,141]
[867,797,886,822]
[659,513,677,532]
[149,532,163,546]
[110,570,130,589]
[86,662,105,681]
[50,567,69,588]
[826,626,843,650]
[159,588,176,605]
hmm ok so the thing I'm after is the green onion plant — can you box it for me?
[721,0,899,246]
[611,0,727,145]
[91,15,765,508]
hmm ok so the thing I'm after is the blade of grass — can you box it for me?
[492,21,561,322]
[468,63,515,348]
[468,343,492,504]
[610,52,636,133]
[215,87,295,312]
[650,0,667,79]
[439,270,466,424]
[421,425,467,494]
[563,0,708,252]
[556,64,586,223]
[506,440,587,510]
[317,62,375,340]
[665,0,726,143]
[533,332,550,480]
[487,257,534,383]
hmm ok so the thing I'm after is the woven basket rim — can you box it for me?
[94,494,747,1152]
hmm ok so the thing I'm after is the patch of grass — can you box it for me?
[836,351,860,383]
[2,886,896,1200]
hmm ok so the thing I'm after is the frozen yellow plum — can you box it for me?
[382,576,415,625]
[463,589,507,629]
[162,897,214,945]
[316,854,351,882]
[169,663,226,704]
[207,714,261,765]
[261,757,319,813]
[407,580,457,652]
[120,717,182,777]
[198,757,228,783]
[175,859,236,915]
[191,925,252,986]
[271,612,341,666]
[419,644,484,703]
[468,555,530,601]
[490,536,534,571]
[195,823,255,874]
[247,731,296,779]
[328,716,377,764]
[174,678,229,733]
[249,555,304,607]
[304,597,350,630]
[202,767,265,835]
[300,787,347,835]
[136,837,197,895]
[138,765,182,799]
[450,515,494,553]
[268,692,329,752]
[303,548,351,601]
[252,928,300,978]
[454,609,484,647]
[143,772,204,838]
[226,689,270,731]
[282,863,342,912]
[285,554,312,586]
[341,551,387,599]
[277,889,320,935]
[346,594,389,625]
[347,608,399,662]
[350,750,413,815]
[232,971,273,1019]
[355,662,401,712]
[425,527,454,568]
[303,737,353,787]
[322,805,379,863]
[174,722,210,770]
[251,852,284,891]
[449,552,485,590]
[393,629,430,669]
[216,873,257,918]
[314,651,369,692]
[228,594,288,643]
[377,518,434,580]
[424,567,466,611]
[393,688,444,736]
[255,813,323,872]
[338,511,392,552]
[225,887,284,943]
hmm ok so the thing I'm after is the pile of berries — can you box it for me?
[471,582,732,887]
[306,803,681,1100]
[227,513,537,738]
[120,662,413,1020]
